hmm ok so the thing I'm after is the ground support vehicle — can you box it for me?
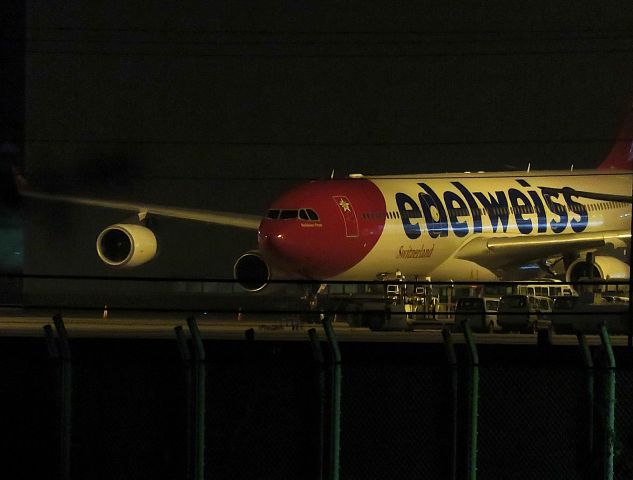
[551,296,630,334]
[451,296,500,333]
[497,294,553,333]
[319,273,437,331]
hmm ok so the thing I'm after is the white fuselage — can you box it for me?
[337,170,631,281]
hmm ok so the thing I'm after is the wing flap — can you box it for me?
[457,230,630,268]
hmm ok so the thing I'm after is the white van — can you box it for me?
[498,294,554,333]
[517,283,576,298]
[453,296,501,332]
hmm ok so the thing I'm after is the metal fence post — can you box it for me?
[623,176,633,477]
[442,328,458,480]
[309,328,325,480]
[44,313,72,480]
[323,318,341,480]
[577,333,595,479]
[599,324,616,480]
[463,322,479,480]
[175,318,206,480]
[244,328,255,343]
[187,317,206,480]
[174,326,193,480]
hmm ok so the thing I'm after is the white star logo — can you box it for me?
[339,198,351,212]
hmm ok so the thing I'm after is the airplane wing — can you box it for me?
[538,186,633,204]
[456,230,631,269]
[21,189,262,230]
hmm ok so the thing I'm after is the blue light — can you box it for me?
[519,263,540,270]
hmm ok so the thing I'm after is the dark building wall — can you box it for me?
[1,0,24,151]
[0,1,25,292]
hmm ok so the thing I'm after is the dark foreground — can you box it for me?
[3,331,633,480]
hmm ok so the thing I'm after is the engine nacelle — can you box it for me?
[565,255,630,283]
[96,224,158,268]
[233,250,273,292]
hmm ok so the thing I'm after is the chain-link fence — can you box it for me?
[1,333,633,479]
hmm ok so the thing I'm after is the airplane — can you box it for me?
[17,109,633,292]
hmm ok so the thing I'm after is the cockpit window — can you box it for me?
[279,209,299,220]
[298,209,320,221]
[268,208,320,221]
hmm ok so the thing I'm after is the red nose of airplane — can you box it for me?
[258,220,306,273]
[257,179,387,279]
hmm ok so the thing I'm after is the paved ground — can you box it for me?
[0,308,630,346]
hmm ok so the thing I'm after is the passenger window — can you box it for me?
[307,209,319,221]
[299,209,310,220]
[267,209,280,219]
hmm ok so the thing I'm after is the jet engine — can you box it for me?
[96,224,158,268]
[233,250,273,292]
[565,255,630,282]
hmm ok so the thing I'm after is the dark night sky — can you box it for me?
[15,1,633,283]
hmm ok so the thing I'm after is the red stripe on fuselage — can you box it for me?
[258,179,386,278]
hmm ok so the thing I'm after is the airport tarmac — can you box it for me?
[0,308,630,346]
